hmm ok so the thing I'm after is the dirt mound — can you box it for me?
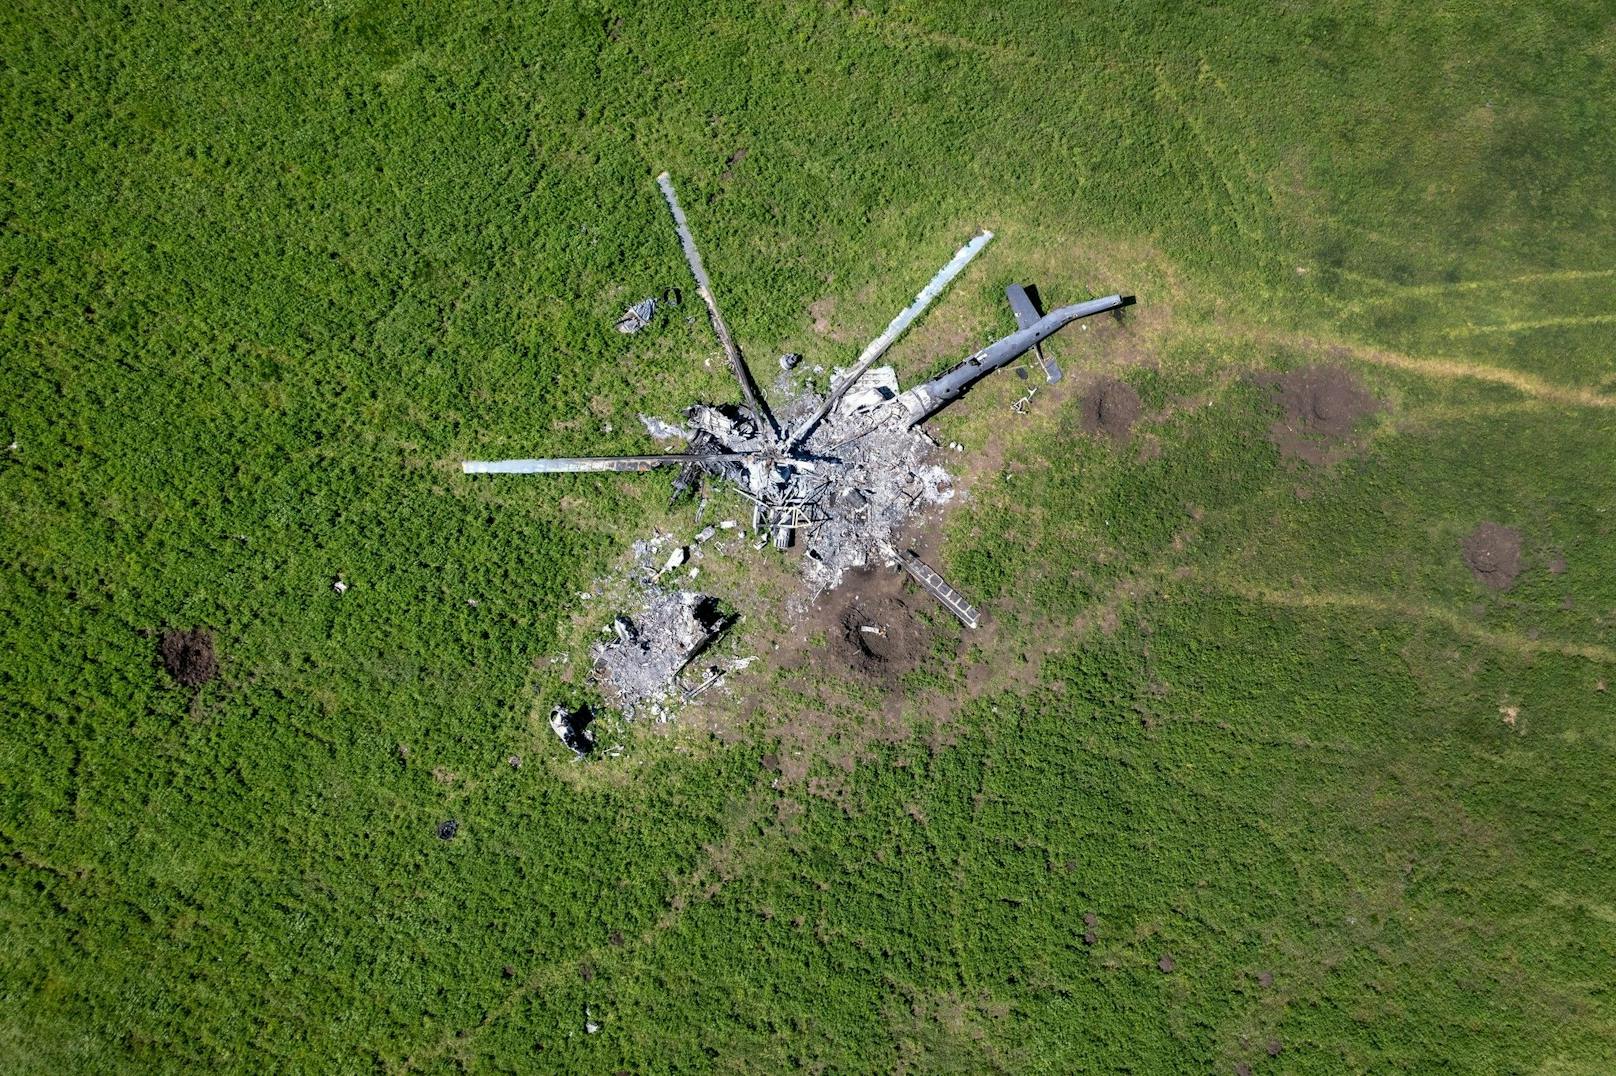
[159,628,217,687]
[837,596,927,678]
[1080,379,1141,441]
[1462,522,1523,590]
[1257,364,1376,465]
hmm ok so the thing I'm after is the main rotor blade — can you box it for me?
[655,172,780,441]
[784,229,993,450]
[463,452,755,474]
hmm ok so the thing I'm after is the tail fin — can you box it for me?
[1006,284,1062,383]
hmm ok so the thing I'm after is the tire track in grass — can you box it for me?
[1152,69,1268,246]
[398,784,779,1072]
[1352,266,1616,299]
[1440,313,1616,336]
[1343,344,1616,409]
[1398,399,1552,425]
[1213,578,1616,666]
[1252,329,1616,410]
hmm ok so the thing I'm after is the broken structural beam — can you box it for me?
[895,294,1132,427]
[899,550,980,630]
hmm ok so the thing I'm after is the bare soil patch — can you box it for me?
[1255,364,1377,466]
[752,564,955,797]
[1079,378,1141,442]
[824,570,931,682]
[1462,522,1523,590]
[158,628,217,688]
[808,295,849,341]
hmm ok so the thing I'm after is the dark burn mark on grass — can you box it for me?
[158,628,218,688]
[1255,364,1377,466]
[1080,378,1141,442]
[1462,522,1523,590]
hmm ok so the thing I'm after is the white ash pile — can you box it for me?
[591,532,737,721]
[784,366,955,591]
[640,364,956,591]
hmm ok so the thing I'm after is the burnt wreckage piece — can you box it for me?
[462,172,1133,628]
[549,704,596,759]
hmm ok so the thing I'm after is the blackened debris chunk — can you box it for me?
[550,704,597,758]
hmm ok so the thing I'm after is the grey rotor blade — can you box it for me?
[655,172,780,441]
[463,452,755,474]
[784,229,993,450]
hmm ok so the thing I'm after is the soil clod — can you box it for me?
[1461,522,1523,590]
[1157,954,1176,973]
[158,628,218,688]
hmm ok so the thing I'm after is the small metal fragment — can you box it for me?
[615,297,658,334]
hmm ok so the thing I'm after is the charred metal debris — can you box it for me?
[465,173,1132,727]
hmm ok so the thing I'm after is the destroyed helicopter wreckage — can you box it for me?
[464,172,1131,736]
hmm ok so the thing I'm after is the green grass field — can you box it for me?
[4,1,1615,1071]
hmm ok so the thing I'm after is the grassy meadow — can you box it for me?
[3,1,1614,1071]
